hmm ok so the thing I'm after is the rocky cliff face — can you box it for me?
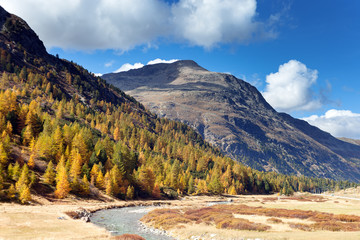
[103,60,360,181]
[0,6,47,57]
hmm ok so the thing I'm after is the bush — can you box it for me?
[267,217,283,223]
[216,218,270,231]
[112,234,145,240]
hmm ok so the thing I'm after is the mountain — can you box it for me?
[339,138,360,146]
[3,6,351,203]
[1,6,357,205]
[103,60,360,182]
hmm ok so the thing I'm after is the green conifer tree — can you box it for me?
[43,161,56,185]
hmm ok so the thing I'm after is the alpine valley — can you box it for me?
[0,5,357,207]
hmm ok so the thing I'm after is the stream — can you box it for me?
[90,205,176,240]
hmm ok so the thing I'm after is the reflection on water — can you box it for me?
[90,206,175,240]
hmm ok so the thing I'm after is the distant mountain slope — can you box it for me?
[103,60,360,181]
[339,138,360,146]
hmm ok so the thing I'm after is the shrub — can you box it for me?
[267,217,283,223]
[216,218,270,231]
[335,214,360,223]
[112,234,145,240]
[289,223,312,231]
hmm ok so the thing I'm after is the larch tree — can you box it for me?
[70,150,82,180]
[27,154,35,169]
[126,185,134,200]
[113,126,120,141]
[43,161,56,185]
[105,171,113,196]
[80,174,90,195]
[16,165,29,192]
[96,171,105,190]
[7,184,16,200]
[187,176,195,194]
[0,142,8,165]
[55,164,71,199]
[19,185,31,204]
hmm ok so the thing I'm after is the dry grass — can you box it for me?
[262,195,326,203]
[285,195,327,202]
[216,218,270,231]
[245,196,360,216]
[141,206,271,232]
[142,203,360,234]
[111,234,145,240]
[140,209,192,230]
[151,194,360,240]
[267,217,283,224]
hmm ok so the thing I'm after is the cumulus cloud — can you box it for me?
[171,0,273,48]
[1,0,277,50]
[303,109,360,139]
[1,0,170,50]
[114,63,144,73]
[147,58,178,65]
[114,58,179,73]
[262,60,322,112]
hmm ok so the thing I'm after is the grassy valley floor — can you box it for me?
[142,190,360,240]
[0,191,359,240]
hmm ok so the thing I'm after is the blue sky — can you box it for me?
[1,0,360,139]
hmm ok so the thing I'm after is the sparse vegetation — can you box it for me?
[112,234,145,240]
[267,217,283,223]
[142,202,360,233]
[141,205,271,232]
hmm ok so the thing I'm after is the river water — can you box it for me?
[90,206,175,240]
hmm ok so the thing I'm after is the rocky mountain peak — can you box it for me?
[172,59,206,69]
[103,61,360,181]
[0,6,47,56]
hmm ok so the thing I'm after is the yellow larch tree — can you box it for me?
[27,154,35,169]
[55,164,71,199]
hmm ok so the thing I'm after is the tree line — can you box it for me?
[0,48,357,204]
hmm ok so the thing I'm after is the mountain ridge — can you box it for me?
[103,60,360,181]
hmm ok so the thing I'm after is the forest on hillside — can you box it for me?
[0,45,357,204]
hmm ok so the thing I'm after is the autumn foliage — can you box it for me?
[0,39,357,204]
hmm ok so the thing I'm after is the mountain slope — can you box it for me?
[103,60,360,181]
[3,6,352,203]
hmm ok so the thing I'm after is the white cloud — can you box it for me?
[114,63,144,73]
[105,61,115,68]
[1,0,277,50]
[262,60,322,112]
[303,109,360,139]
[147,58,178,65]
[1,0,170,50]
[171,0,273,48]
[94,73,103,77]
[114,58,179,73]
